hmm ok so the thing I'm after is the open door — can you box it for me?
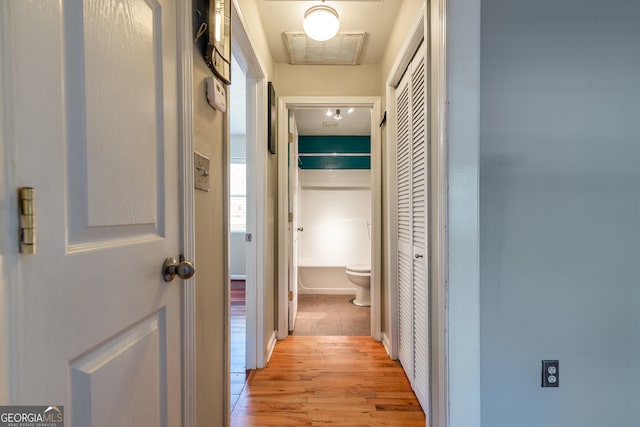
[3,2,187,425]
[288,111,300,331]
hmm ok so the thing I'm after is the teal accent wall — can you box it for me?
[298,136,371,170]
[298,156,370,170]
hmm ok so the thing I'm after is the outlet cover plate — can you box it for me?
[542,360,559,387]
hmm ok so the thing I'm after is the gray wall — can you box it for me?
[480,1,640,426]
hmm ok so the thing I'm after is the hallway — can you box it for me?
[231,336,425,426]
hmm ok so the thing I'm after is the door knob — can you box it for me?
[297,227,304,232]
[414,254,423,259]
[163,257,195,282]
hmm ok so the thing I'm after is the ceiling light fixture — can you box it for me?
[326,108,333,116]
[303,3,340,42]
[347,108,354,113]
[334,109,342,120]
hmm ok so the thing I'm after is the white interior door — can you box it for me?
[288,112,300,331]
[5,1,184,425]
[395,44,429,410]
[410,47,429,409]
[396,70,415,382]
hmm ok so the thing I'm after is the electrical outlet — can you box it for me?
[541,360,559,387]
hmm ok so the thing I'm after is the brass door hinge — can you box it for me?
[288,133,294,144]
[19,187,36,254]
[288,291,293,301]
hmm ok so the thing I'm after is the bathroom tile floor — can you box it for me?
[292,294,370,336]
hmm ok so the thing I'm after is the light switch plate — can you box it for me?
[194,151,210,192]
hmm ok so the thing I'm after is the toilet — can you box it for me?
[345,264,371,306]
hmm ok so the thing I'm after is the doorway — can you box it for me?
[228,55,249,411]
[227,4,269,417]
[277,96,382,342]
[291,107,373,336]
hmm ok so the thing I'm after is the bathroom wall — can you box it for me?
[298,169,371,293]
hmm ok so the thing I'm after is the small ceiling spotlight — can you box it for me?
[334,109,342,120]
[347,108,354,113]
[326,108,333,116]
[303,3,340,42]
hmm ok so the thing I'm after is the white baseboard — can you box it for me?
[265,331,277,364]
[382,332,393,358]
[230,275,246,280]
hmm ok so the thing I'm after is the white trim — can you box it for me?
[429,0,449,426]
[265,331,277,362]
[277,96,382,342]
[230,274,247,280]
[384,2,426,364]
[277,97,289,340]
[446,0,481,425]
[231,0,269,370]
[177,1,196,426]
[388,8,426,89]
[381,332,392,357]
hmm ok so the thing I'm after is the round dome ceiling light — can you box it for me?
[303,5,340,42]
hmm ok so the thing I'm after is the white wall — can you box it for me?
[480,1,640,426]
[274,64,381,97]
[299,170,371,267]
[229,232,246,278]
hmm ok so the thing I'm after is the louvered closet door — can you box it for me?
[410,47,429,410]
[395,43,429,411]
[396,70,414,381]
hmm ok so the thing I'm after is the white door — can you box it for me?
[395,44,429,410]
[288,112,300,331]
[4,1,184,426]
[396,70,415,382]
[410,47,429,408]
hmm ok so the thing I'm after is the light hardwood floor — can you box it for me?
[230,280,247,411]
[231,336,425,426]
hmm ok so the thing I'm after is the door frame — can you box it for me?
[277,96,383,342]
[230,0,269,370]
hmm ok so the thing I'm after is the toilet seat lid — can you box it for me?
[347,264,370,273]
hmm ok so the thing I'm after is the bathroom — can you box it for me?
[291,107,372,336]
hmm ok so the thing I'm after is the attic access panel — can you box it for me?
[284,32,365,65]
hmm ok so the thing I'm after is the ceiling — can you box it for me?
[231,1,396,136]
[256,0,404,65]
[293,108,371,135]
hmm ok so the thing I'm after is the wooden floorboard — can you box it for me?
[231,336,425,427]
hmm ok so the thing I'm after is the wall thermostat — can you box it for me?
[205,76,226,112]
